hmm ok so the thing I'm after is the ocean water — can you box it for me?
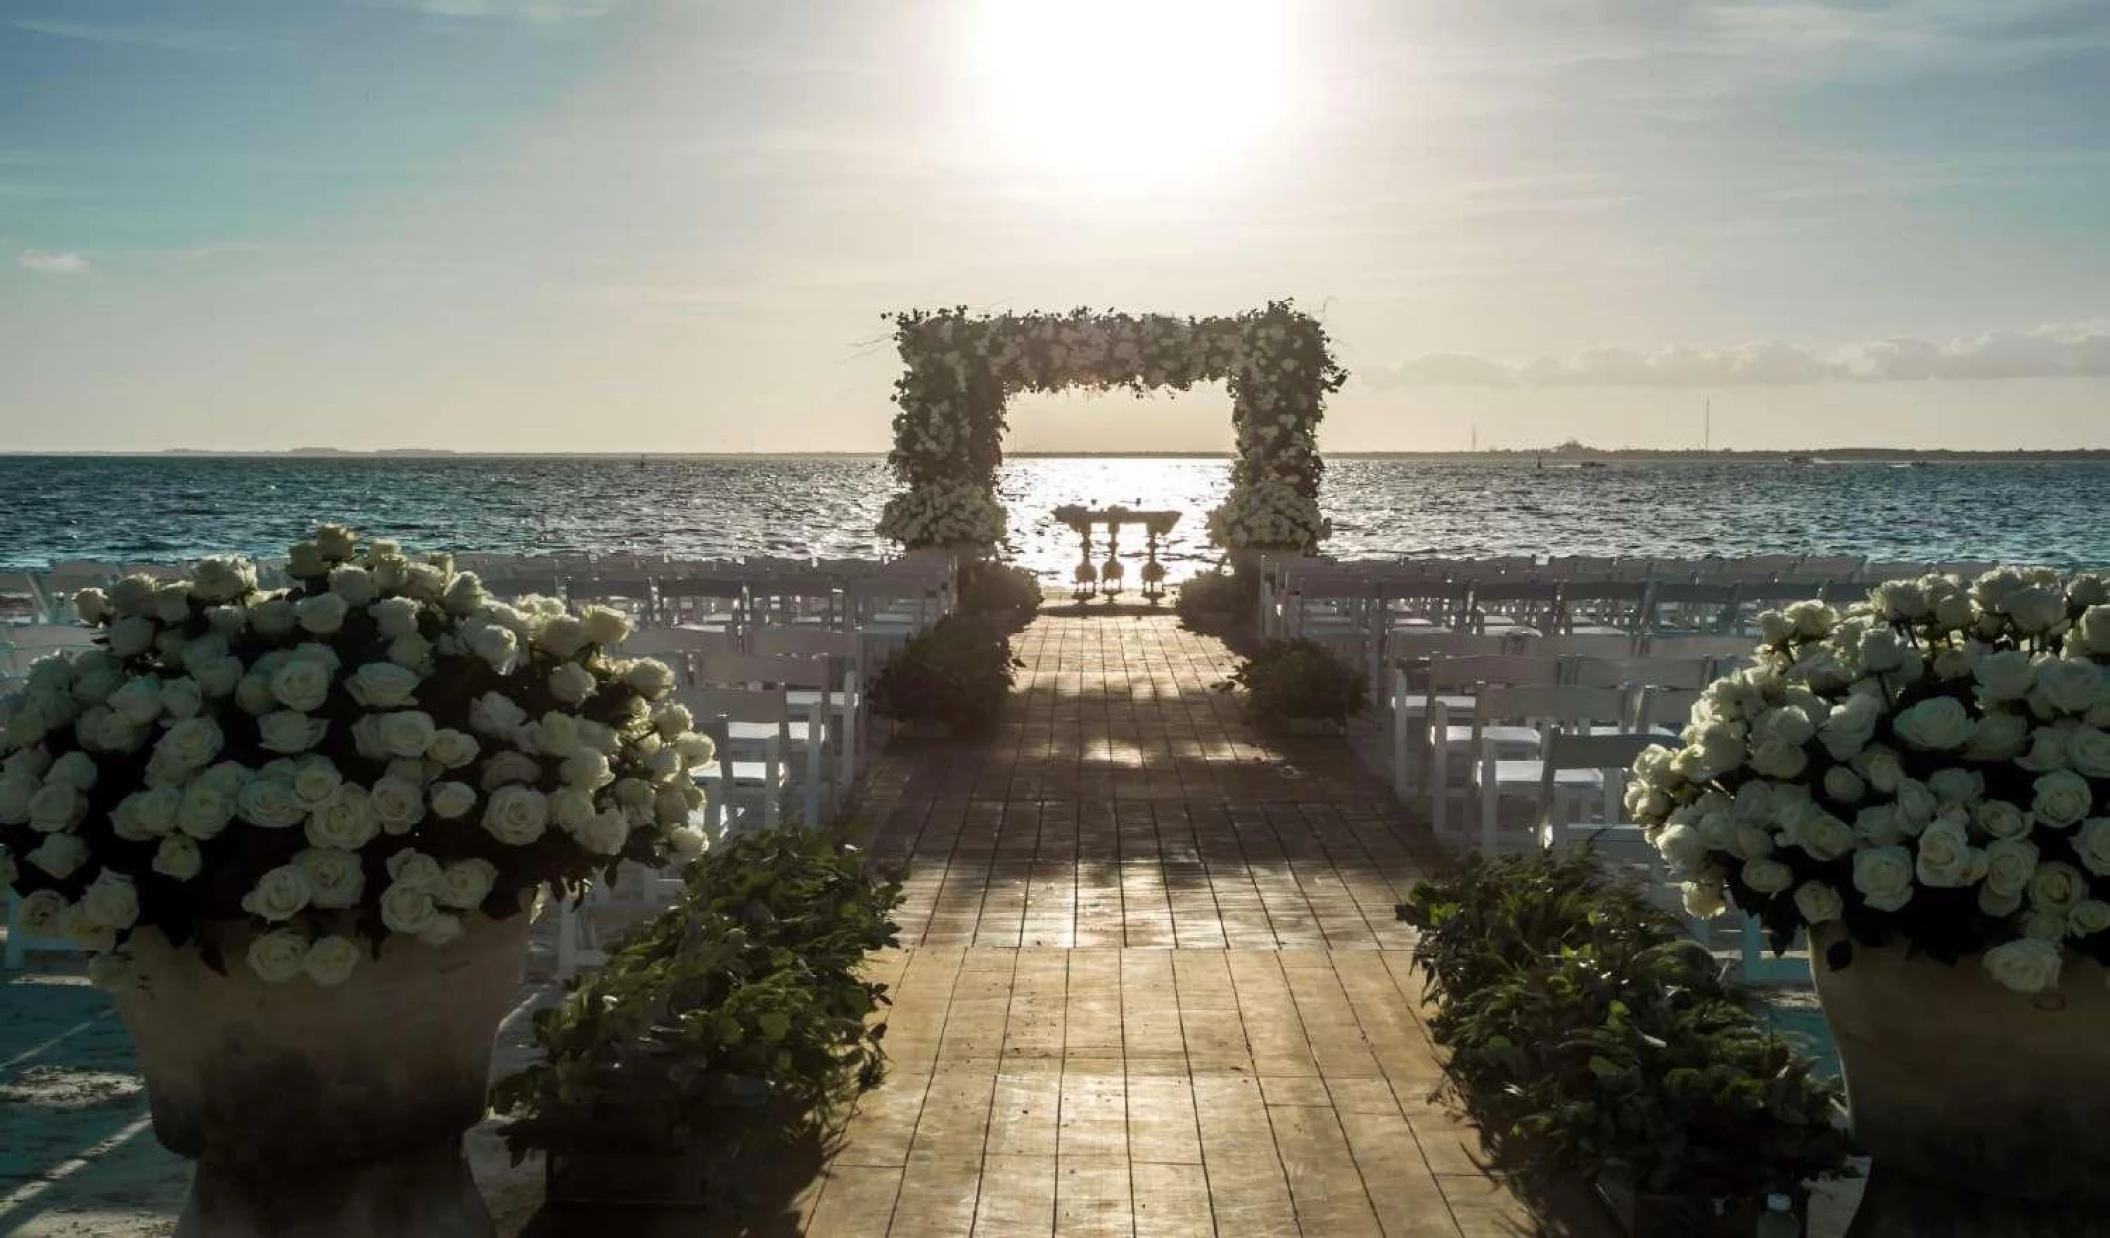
[0,455,2104,580]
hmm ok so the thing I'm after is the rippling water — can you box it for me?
[1,455,2103,579]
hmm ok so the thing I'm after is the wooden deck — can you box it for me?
[802,613,1547,1238]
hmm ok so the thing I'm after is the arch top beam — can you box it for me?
[877,301,1348,554]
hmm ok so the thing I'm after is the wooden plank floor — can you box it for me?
[803,614,1543,1238]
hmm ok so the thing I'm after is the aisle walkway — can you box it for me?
[802,613,1554,1238]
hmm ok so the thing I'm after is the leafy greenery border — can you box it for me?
[878,302,1346,552]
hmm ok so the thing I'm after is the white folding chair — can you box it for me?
[750,627,866,791]
[1462,683,1629,855]
[1417,654,1565,827]
[676,685,791,834]
[698,653,835,824]
[617,627,742,686]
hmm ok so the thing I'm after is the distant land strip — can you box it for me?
[4,448,2110,462]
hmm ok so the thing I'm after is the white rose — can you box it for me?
[1853,846,1916,912]
[1965,711,2032,761]
[1914,819,1983,888]
[2003,584,2068,634]
[1739,857,1795,895]
[626,658,675,699]
[548,663,597,705]
[2077,605,2110,655]
[559,750,613,790]
[1793,881,1844,924]
[1928,768,1984,805]
[1748,736,1808,780]
[2075,727,2110,780]
[241,864,313,921]
[286,756,340,806]
[236,778,307,829]
[464,622,518,672]
[439,858,498,910]
[468,691,527,738]
[17,888,67,933]
[653,703,695,740]
[386,849,445,891]
[111,788,178,840]
[2077,819,2110,877]
[27,783,87,834]
[418,913,465,947]
[189,555,256,603]
[673,732,715,767]
[1969,798,2031,842]
[1973,650,2036,704]
[482,785,549,845]
[302,935,361,986]
[314,523,359,559]
[250,595,297,636]
[1982,937,2062,995]
[2071,900,2110,937]
[75,586,110,624]
[1790,810,1855,861]
[347,662,420,709]
[370,596,422,638]
[667,825,708,863]
[2033,770,2093,828]
[1894,696,1972,750]
[293,591,348,636]
[1819,699,1879,761]
[155,716,225,774]
[443,572,488,618]
[654,782,691,825]
[328,565,377,606]
[1983,837,2040,898]
[70,660,127,707]
[26,843,91,890]
[535,616,590,659]
[0,772,36,825]
[235,672,278,716]
[153,676,203,721]
[305,784,378,850]
[108,676,165,727]
[571,604,627,647]
[538,711,583,757]
[78,870,141,930]
[2034,659,2104,718]
[294,846,367,909]
[380,882,440,935]
[153,834,203,881]
[550,786,597,832]
[480,750,541,789]
[44,751,97,792]
[2029,860,2089,909]
[424,728,478,769]
[429,780,477,820]
[1850,745,1901,794]
[578,808,630,855]
[108,574,159,617]
[246,929,310,983]
[387,633,432,671]
[257,710,327,754]
[1822,766,1865,805]
[372,710,436,759]
[152,583,191,624]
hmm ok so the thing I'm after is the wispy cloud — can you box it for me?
[10,19,260,51]
[402,0,616,21]
[1374,323,2110,388]
[17,250,89,274]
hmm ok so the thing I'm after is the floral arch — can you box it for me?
[876,301,1348,555]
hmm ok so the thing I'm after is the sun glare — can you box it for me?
[974,0,1289,191]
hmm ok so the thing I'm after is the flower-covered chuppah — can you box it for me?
[1627,568,2110,1237]
[0,526,715,1238]
[877,301,1347,555]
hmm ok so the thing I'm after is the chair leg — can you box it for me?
[1479,754,1499,856]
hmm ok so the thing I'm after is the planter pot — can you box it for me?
[109,911,534,1238]
[1812,925,2110,1236]
[1595,1174,1800,1237]
[546,1146,716,1208]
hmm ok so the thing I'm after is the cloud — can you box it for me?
[10,19,259,51]
[17,250,89,275]
[1373,323,2110,388]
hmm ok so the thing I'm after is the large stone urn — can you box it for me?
[108,913,533,1238]
[1812,925,2110,1237]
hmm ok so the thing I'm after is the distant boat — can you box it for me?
[1786,455,1814,465]
[1579,460,1608,469]
[1909,460,1934,469]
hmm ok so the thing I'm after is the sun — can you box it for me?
[972,0,1289,191]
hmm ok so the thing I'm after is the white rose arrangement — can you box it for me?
[0,526,716,987]
[880,302,1344,553]
[1630,568,2110,997]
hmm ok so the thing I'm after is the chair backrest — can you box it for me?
[1517,634,1637,660]
[619,628,741,658]
[1472,579,1559,604]
[1567,655,1712,691]
[658,576,748,600]
[678,684,790,726]
[1472,683,1629,729]
[698,652,831,692]
[1391,632,1512,664]
[1646,634,1758,661]
[1424,654,1563,693]
[1541,730,1668,778]
[1737,579,1825,605]
[1634,687,1702,731]
[750,627,859,660]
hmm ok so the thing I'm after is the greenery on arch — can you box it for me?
[876,302,1348,553]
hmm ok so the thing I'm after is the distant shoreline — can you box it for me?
[4,448,2109,463]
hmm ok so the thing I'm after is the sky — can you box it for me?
[2,0,2107,453]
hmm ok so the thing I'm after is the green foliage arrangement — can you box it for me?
[956,560,1043,628]
[491,828,901,1176]
[1226,638,1367,726]
[1174,570,1253,629]
[1397,851,1853,1205]
[867,615,1021,736]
